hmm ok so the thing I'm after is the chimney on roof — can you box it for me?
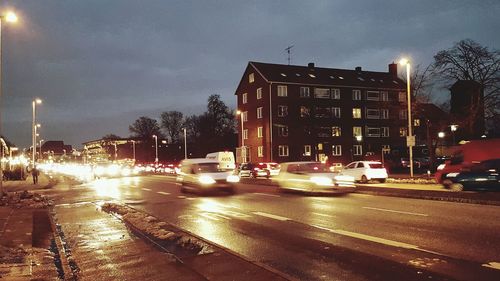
[355,66,362,72]
[388,62,398,77]
[308,62,315,69]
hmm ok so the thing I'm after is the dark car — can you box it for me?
[442,158,500,191]
[237,163,271,178]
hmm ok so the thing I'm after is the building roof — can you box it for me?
[243,61,406,90]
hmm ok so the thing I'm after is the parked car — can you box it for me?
[275,161,355,194]
[400,157,421,169]
[442,158,500,191]
[237,163,271,178]
[341,161,388,183]
[176,158,239,194]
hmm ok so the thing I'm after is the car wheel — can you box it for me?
[378,179,386,183]
[361,175,368,183]
[450,183,464,192]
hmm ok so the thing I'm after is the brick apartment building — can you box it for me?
[234,61,409,165]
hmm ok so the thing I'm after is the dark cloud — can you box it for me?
[1,0,499,148]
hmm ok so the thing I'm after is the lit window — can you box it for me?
[257,127,263,138]
[243,129,248,139]
[332,145,342,156]
[258,146,264,157]
[353,108,362,119]
[278,105,288,117]
[353,126,362,137]
[309,73,316,78]
[414,119,420,127]
[249,73,255,83]
[382,127,390,137]
[399,110,407,120]
[242,93,248,104]
[257,107,263,119]
[314,88,330,99]
[278,145,289,157]
[317,143,323,150]
[366,109,380,119]
[243,111,248,122]
[257,88,262,99]
[366,127,381,137]
[353,145,362,156]
[382,145,391,152]
[277,85,287,97]
[332,107,341,118]
[300,87,310,98]
[399,92,406,102]
[304,145,311,156]
[400,127,408,137]
[331,88,340,99]
[332,126,341,137]
[353,90,362,100]
[381,109,389,119]
[300,106,310,117]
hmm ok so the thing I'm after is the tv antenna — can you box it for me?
[285,45,294,65]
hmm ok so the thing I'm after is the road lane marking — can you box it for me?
[157,191,170,195]
[177,195,186,199]
[200,212,230,221]
[483,262,500,270]
[253,212,290,221]
[253,193,280,198]
[362,206,428,217]
[142,188,152,191]
[312,212,334,218]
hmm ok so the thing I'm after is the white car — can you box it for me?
[176,158,239,194]
[341,161,388,183]
[275,162,355,194]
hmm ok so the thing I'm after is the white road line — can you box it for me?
[177,195,186,199]
[312,212,334,218]
[142,188,152,191]
[253,193,280,197]
[362,206,428,217]
[157,191,170,195]
[252,211,290,221]
[483,262,500,270]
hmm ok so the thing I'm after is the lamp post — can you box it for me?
[39,139,44,161]
[152,135,158,164]
[0,11,18,196]
[400,58,414,177]
[32,98,42,165]
[450,124,458,145]
[237,110,246,163]
[131,140,136,163]
[183,128,187,159]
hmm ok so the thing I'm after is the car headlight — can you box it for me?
[226,175,240,183]
[199,175,216,185]
[310,176,333,186]
[121,168,131,177]
[446,172,459,178]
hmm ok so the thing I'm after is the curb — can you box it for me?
[48,207,76,281]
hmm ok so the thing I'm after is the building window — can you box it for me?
[258,146,264,157]
[257,107,263,119]
[331,88,340,99]
[277,85,288,97]
[300,106,310,117]
[366,91,380,101]
[317,143,323,150]
[366,108,380,119]
[332,126,341,137]
[257,127,263,138]
[400,127,408,137]
[352,108,362,119]
[315,106,332,118]
[314,88,330,99]
[414,119,420,127]
[243,129,248,139]
[300,87,310,98]
[243,111,248,122]
[257,88,262,99]
[353,90,362,100]
[277,125,288,137]
[353,126,362,137]
[332,107,341,118]
[382,127,390,137]
[366,127,381,137]
[380,91,388,101]
[332,145,342,156]
[278,145,289,157]
[317,127,331,138]
[242,93,248,104]
[353,145,362,156]
[304,145,311,156]
[381,109,389,119]
[399,92,406,102]
[382,145,391,152]
[399,110,407,120]
[278,105,288,117]
[249,73,255,83]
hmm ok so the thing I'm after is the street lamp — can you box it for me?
[131,140,136,163]
[152,135,158,164]
[183,128,187,159]
[237,110,246,163]
[39,139,44,161]
[400,58,414,177]
[450,124,458,145]
[0,11,18,196]
[32,98,42,165]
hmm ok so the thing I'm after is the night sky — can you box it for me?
[1,0,499,149]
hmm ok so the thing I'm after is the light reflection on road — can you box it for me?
[89,177,142,199]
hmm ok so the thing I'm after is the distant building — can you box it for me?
[234,61,410,165]
[450,80,485,139]
[41,140,73,158]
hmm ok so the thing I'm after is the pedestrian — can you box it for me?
[32,166,40,184]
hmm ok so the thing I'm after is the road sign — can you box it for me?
[406,136,415,147]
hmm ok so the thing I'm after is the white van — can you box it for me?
[206,151,236,170]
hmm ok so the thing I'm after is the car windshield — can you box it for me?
[195,163,223,173]
[298,163,330,173]
[368,163,384,168]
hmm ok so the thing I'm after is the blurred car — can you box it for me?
[176,158,239,194]
[262,162,281,176]
[275,161,355,194]
[237,163,271,178]
[400,158,421,169]
[442,158,500,191]
[341,161,388,183]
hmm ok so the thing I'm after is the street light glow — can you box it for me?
[35,98,42,104]
[399,58,409,65]
[438,132,445,138]
[5,11,18,23]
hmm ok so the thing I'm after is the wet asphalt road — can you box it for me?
[46,175,500,281]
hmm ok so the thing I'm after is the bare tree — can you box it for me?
[160,111,184,143]
[129,116,163,140]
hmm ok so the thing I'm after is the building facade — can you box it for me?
[234,61,408,165]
